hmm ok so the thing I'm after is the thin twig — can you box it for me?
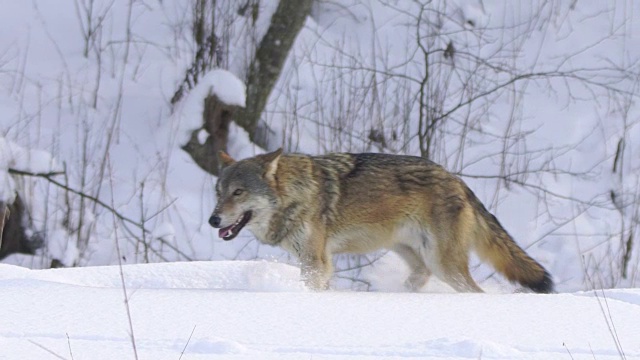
[179,325,197,360]
[28,340,68,360]
[8,168,136,228]
[587,273,627,360]
[107,156,139,360]
[7,169,65,177]
[599,288,626,360]
[139,181,149,263]
[563,342,575,360]
[66,333,74,360]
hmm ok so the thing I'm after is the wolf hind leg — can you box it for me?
[434,235,483,293]
[438,259,483,293]
[392,244,431,291]
[431,212,484,293]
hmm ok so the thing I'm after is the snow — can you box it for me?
[151,222,176,243]
[1,261,639,359]
[203,69,247,108]
[173,68,247,145]
[0,137,59,203]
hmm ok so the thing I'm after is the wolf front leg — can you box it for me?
[300,254,332,290]
[392,244,432,291]
[299,228,333,290]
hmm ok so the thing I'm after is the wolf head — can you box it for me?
[209,149,282,241]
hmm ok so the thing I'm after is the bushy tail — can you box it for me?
[465,187,554,293]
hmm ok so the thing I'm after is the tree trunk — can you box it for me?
[0,195,44,261]
[236,0,314,148]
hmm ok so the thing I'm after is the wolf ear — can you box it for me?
[262,148,283,182]
[218,150,236,167]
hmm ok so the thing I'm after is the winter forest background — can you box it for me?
[1,0,639,292]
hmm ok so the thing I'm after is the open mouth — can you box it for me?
[219,211,252,241]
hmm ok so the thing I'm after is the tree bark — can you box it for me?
[235,0,314,148]
[0,195,43,261]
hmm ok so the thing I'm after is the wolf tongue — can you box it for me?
[219,226,233,238]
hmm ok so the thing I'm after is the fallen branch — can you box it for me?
[8,167,192,261]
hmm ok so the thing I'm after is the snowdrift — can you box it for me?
[1,261,639,359]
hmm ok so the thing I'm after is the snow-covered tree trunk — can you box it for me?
[180,0,313,175]
[181,94,238,175]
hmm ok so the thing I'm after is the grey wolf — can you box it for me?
[209,149,553,293]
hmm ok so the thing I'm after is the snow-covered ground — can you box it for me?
[1,261,639,360]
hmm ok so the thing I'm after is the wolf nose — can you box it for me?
[209,215,221,228]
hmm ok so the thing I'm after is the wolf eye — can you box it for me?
[233,189,244,196]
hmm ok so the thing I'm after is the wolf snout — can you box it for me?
[209,214,221,228]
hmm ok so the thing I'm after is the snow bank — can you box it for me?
[1,261,640,359]
[1,0,639,293]
[0,260,305,292]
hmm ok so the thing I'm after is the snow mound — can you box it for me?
[200,69,246,108]
[0,260,306,292]
[1,261,640,359]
